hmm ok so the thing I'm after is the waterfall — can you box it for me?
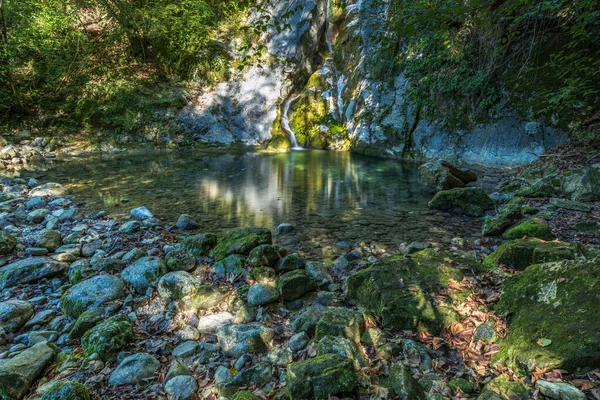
[281,94,303,149]
[325,0,334,53]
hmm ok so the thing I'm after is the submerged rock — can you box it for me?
[494,259,600,373]
[286,354,357,399]
[0,257,67,289]
[211,228,272,261]
[130,206,153,220]
[428,187,495,216]
[60,275,125,318]
[0,341,58,400]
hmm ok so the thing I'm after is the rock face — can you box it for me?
[60,275,125,318]
[346,249,478,334]
[418,160,477,193]
[0,341,59,399]
[0,257,68,289]
[428,187,495,216]
[494,259,600,373]
[175,0,326,147]
[286,354,357,399]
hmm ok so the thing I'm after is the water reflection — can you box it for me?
[39,150,480,251]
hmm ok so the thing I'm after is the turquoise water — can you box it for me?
[38,150,480,253]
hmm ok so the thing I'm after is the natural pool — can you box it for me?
[35,150,481,254]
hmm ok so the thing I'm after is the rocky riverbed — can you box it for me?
[0,157,598,400]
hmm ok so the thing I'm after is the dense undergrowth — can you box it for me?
[373,0,600,142]
[0,0,255,138]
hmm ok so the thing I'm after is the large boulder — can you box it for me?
[286,354,357,399]
[418,159,477,193]
[81,314,133,359]
[121,256,167,293]
[0,341,59,399]
[211,228,272,261]
[0,300,33,332]
[483,239,575,271]
[494,259,600,373]
[428,187,495,216]
[60,275,125,318]
[346,249,478,334]
[216,323,274,358]
[561,164,600,202]
[0,257,68,289]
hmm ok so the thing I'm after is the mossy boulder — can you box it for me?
[81,314,133,360]
[561,164,600,202]
[277,253,305,273]
[0,257,67,289]
[428,188,495,216]
[211,228,272,261]
[483,239,575,271]
[482,207,522,236]
[314,308,365,343]
[277,270,316,300]
[42,381,90,400]
[70,308,105,339]
[248,244,286,268]
[502,217,554,240]
[346,249,477,334]
[418,159,477,193]
[165,250,196,271]
[0,342,58,399]
[0,300,33,332]
[516,181,556,198]
[0,231,17,255]
[316,335,367,368]
[494,260,600,373]
[60,275,125,318]
[211,254,249,282]
[390,362,427,400]
[36,229,62,252]
[286,354,357,399]
[179,233,217,257]
[477,374,531,400]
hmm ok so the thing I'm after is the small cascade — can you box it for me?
[324,0,342,122]
[281,94,303,149]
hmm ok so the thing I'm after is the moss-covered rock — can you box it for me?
[316,335,367,368]
[286,354,357,399]
[60,275,125,318]
[482,239,575,270]
[216,323,274,358]
[502,217,554,240]
[165,250,196,271]
[477,375,531,400]
[211,228,272,261]
[0,257,67,289]
[42,381,90,400]
[277,253,305,273]
[314,308,364,343]
[81,314,133,360]
[428,188,495,216]
[70,307,105,339]
[390,362,427,400]
[346,249,477,334]
[36,229,62,252]
[231,391,259,400]
[494,259,600,373]
[516,182,556,198]
[0,300,33,332]
[0,231,17,255]
[211,254,248,282]
[482,207,522,236]
[561,164,600,202]
[277,270,316,300]
[120,256,167,293]
[216,362,272,397]
[248,244,286,268]
[179,233,217,257]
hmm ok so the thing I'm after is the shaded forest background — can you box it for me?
[0,0,598,143]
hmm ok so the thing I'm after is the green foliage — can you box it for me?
[376,0,600,138]
[0,0,253,135]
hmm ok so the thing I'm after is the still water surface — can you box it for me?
[38,150,480,253]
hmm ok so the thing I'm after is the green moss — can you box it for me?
[314,308,365,344]
[516,183,556,198]
[449,377,473,394]
[179,233,217,257]
[502,217,554,240]
[483,239,575,270]
[42,381,90,400]
[211,228,272,261]
[81,314,133,360]
[428,187,495,216]
[482,206,522,236]
[346,249,479,334]
[286,354,357,399]
[494,260,600,374]
[478,375,531,400]
[231,391,259,400]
